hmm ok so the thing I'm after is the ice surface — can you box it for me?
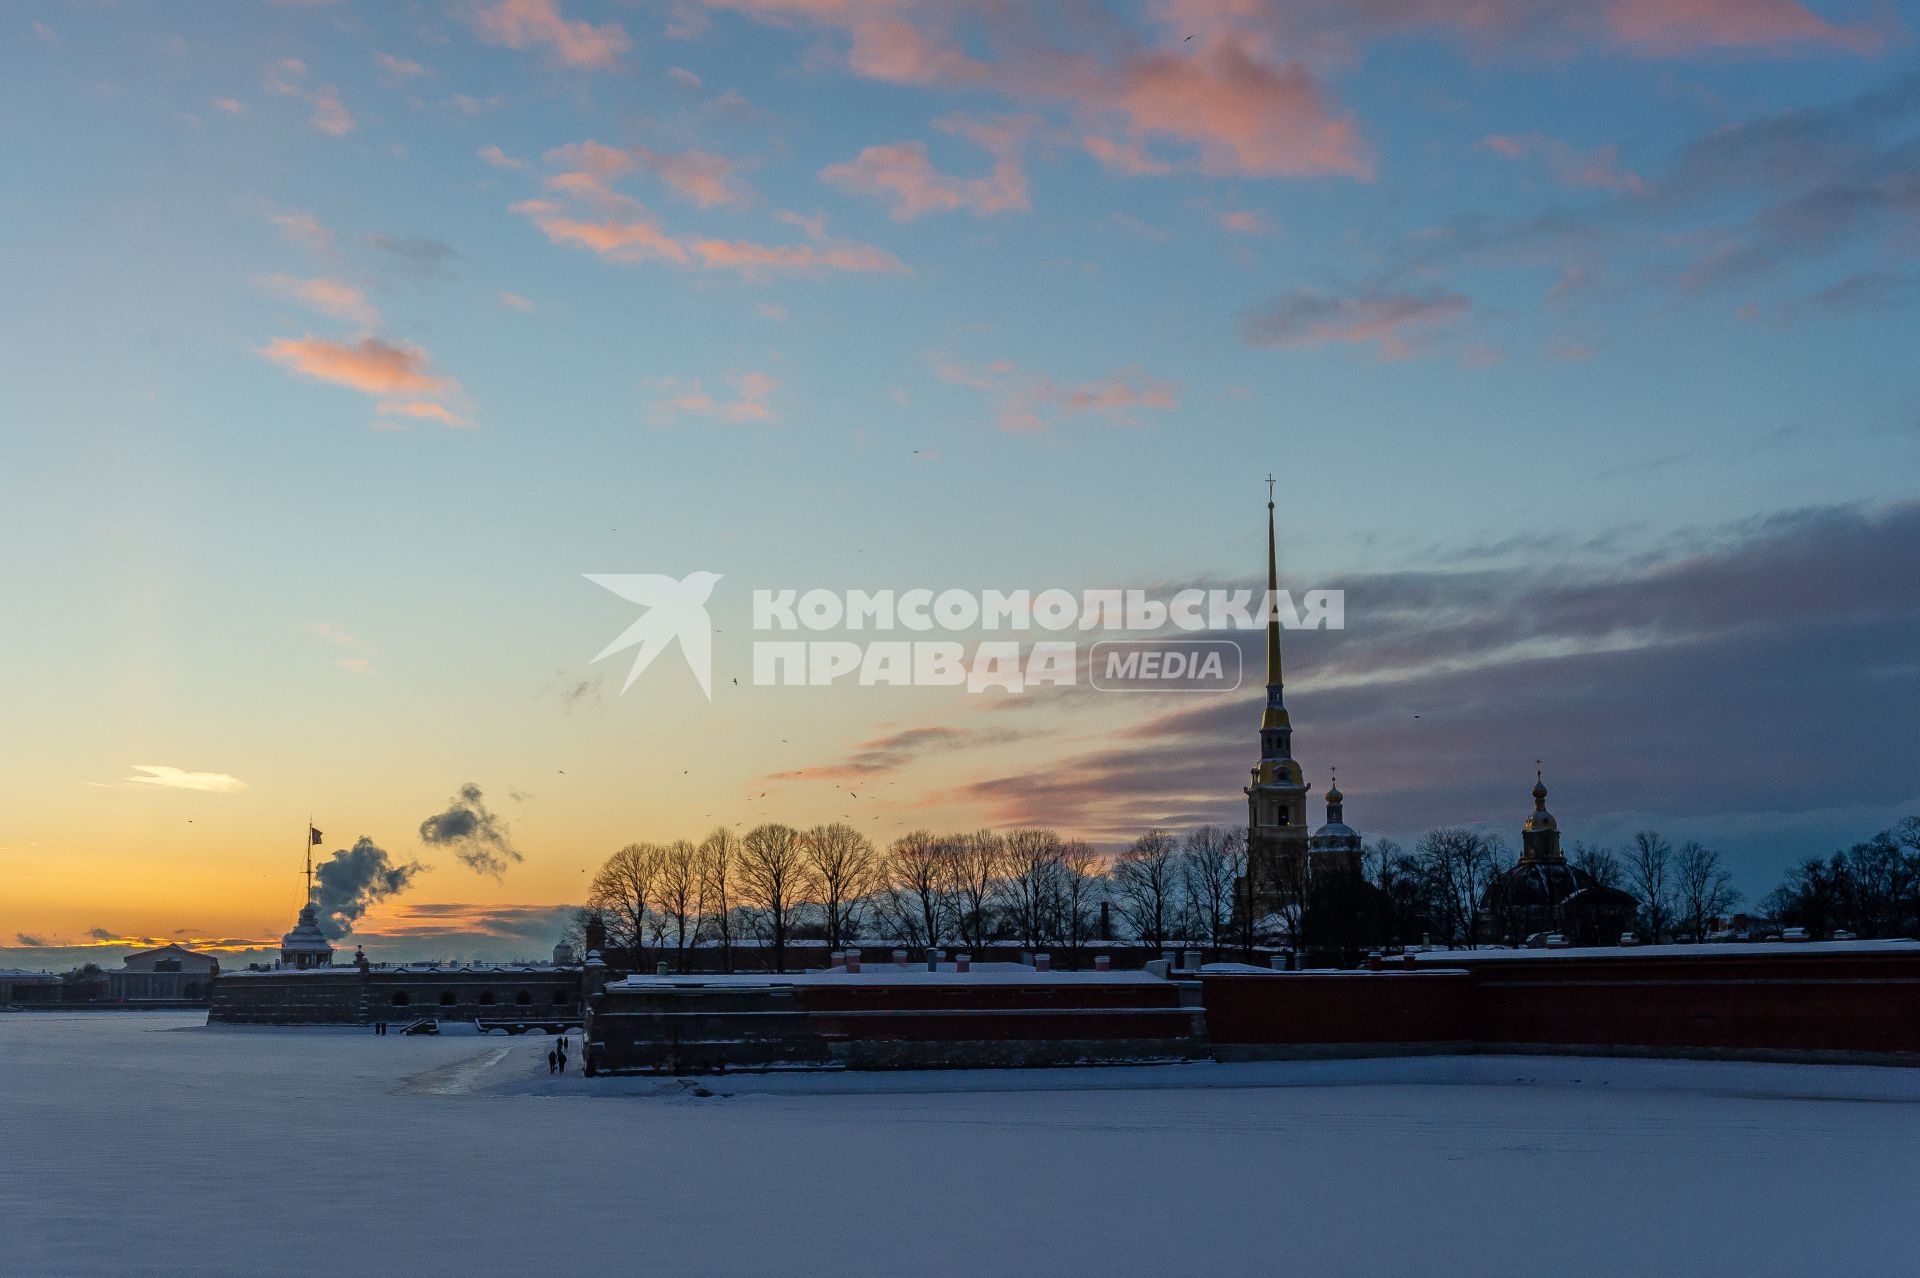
[4,1012,1918,1277]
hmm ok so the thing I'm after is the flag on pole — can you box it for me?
[310,826,323,845]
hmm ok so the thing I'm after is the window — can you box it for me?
[478,991,495,1006]
[515,990,532,1005]
[552,989,571,1005]
[154,959,182,973]
[438,991,456,1006]
[391,992,410,1006]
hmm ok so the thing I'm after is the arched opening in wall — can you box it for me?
[439,991,456,1006]
[478,991,496,1006]
[515,990,532,1006]
[392,992,410,1006]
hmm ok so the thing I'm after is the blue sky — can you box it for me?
[2,0,1917,962]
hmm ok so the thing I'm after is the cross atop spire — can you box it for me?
[1266,472,1275,507]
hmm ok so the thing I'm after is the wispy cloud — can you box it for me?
[259,335,469,427]
[935,356,1179,432]
[254,274,380,326]
[649,370,780,424]
[373,51,432,80]
[516,143,896,277]
[117,765,248,794]
[821,114,1033,220]
[1243,286,1470,359]
[266,58,354,136]
[1479,133,1646,194]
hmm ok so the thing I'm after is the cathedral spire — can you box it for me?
[1259,477,1291,746]
[1265,474,1282,692]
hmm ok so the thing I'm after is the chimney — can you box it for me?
[846,948,861,973]
[955,954,970,973]
[1034,953,1051,972]
[1094,955,1111,972]
[892,949,908,967]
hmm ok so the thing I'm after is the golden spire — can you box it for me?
[1265,474,1281,688]
[1260,475,1290,732]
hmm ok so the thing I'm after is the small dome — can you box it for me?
[1325,781,1343,805]
[1531,777,1548,802]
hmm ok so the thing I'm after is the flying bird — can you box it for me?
[584,570,722,699]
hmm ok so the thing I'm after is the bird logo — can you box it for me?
[584,571,722,699]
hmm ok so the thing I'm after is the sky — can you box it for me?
[3,0,1918,967]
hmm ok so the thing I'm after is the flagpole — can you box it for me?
[305,814,313,907]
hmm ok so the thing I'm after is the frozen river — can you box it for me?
[4,1012,1918,1276]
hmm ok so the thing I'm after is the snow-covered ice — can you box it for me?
[4,1012,1918,1277]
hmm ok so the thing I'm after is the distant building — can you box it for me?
[1481,771,1638,946]
[109,944,218,1002]
[2,969,62,1006]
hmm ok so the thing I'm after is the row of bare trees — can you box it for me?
[581,823,1253,971]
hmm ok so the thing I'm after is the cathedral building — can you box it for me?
[1480,771,1638,946]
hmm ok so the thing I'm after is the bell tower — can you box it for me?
[1245,477,1310,916]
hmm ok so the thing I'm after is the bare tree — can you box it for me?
[1180,826,1242,947]
[738,823,805,972]
[1570,841,1625,890]
[655,839,701,970]
[1112,829,1181,950]
[877,829,955,951]
[952,829,1006,950]
[803,822,877,953]
[1675,840,1738,941]
[1415,828,1501,949]
[1626,830,1677,943]
[1057,839,1106,964]
[1001,828,1066,949]
[696,826,738,972]
[587,842,664,965]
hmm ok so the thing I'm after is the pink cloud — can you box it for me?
[521,142,906,278]
[514,199,692,264]
[267,59,354,136]
[1478,132,1646,194]
[1243,287,1470,359]
[261,336,470,425]
[270,211,331,250]
[374,51,432,79]
[254,274,379,326]
[1219,209,1275,235]
[635,146,754,208]
[465,0,630,69]
[376,399,472,428]
[1604,0,1883,54]
[715,5,1372,180]
[1071,36,1373,179]
[936,357,1179,432]
[649,370,781,424]
[1083,134,1175,176]
[261,335,449,396]
[820,114,1032,220]
[478,143,527,170]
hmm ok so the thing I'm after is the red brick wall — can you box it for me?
[1201,950,1920,1057]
